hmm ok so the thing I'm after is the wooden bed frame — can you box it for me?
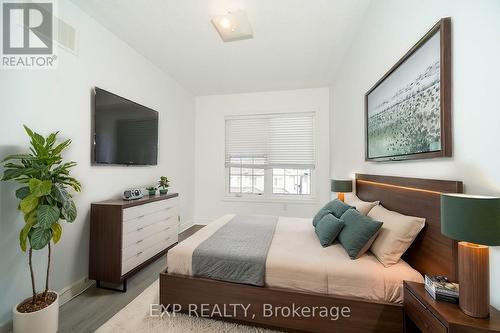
[160,174,463,332]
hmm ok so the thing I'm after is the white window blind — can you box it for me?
[225,113,315,169]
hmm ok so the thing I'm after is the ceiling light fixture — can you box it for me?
[211,10,253,42]
[219,17,232,30]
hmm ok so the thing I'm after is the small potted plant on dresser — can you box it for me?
[158,176,170,195]
[146,186,157,196]
[1,126,81,333]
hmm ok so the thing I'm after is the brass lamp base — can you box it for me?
[458,241,489,318]
[337,193,345,202]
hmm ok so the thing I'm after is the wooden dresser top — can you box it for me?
[92,193,179,208]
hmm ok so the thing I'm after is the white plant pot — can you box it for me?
[13,292,59,333]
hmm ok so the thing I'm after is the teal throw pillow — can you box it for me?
[338,209,383,259]
[315,214,345,247]
[313,208,331,227]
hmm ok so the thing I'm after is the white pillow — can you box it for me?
[344,193,379,215]
[368,205,425,267]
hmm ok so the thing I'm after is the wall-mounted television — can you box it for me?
[92,87,159,165]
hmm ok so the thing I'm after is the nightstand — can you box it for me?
[404,281,500,333]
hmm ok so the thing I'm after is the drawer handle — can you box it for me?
[136,251,143,256]
[136,227,144,231]
[136,239,143,244]
[138,214,145,219]
[165,237,171,242]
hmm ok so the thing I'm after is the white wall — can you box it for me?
[0,0,195,327]
[330,0,500,309]
[194,88,330,223]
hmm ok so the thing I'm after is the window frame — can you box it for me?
[228,157,265,195]
[271,168,312,196]
[224,111,317,203]
[224,167,317,203]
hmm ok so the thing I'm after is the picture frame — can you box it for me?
[365,17,452,162]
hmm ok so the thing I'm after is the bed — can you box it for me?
[160,174,463,333]
[168,214,423,303]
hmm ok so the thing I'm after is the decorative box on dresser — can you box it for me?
[89,193,179,292]
[404,281,500,333]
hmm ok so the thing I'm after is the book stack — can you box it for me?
[424,275,459,304]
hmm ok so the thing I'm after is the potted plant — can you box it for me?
[1,125,81,333]
[146,186,157,196]
[158,176,169,195]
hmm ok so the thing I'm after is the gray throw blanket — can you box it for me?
[192,215,278,286]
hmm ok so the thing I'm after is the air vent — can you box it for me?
[54,17,78,54]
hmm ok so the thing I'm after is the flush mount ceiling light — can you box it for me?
[211,10,253,42]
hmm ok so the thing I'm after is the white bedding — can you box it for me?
[167,214,423,303]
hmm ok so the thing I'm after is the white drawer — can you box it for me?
[122,227,178,261]
[123,198,178,221]
[121,233,177,275]
[123,207,178,235]
[122,217,178,248]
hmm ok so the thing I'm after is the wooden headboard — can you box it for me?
[355,174,463,281]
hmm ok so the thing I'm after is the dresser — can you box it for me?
[89,193,179,292]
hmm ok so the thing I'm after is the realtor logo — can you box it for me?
[1,1,57,68]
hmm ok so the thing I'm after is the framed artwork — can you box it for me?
[365,17,451,162]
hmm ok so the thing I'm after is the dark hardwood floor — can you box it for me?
[178,224,204,241]
[59,224,204,333]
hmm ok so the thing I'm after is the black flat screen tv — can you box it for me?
[93,87,158,165]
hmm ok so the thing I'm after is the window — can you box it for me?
[272,168,311,195]
[229,158,264,194]
[225,113,315,198]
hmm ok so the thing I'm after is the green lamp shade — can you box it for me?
[331,179,353,193]
[441,193,500,246]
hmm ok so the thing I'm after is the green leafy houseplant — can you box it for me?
[146,186,157,196]
[1,125,81,311]
[158,176,169,195]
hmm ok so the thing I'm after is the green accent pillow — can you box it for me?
[312,208,331,227]
[324,199,354,218]
[313,199,353,227]
[338,209,383,259]
[315,214,344,247]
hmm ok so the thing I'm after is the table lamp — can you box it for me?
[331,179,352,202]
[441,193,500,318]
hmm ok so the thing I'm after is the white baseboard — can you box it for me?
[58,276,94,306]
[0,276,94,333]
[193,218,214,225]
[179,220,194,233]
